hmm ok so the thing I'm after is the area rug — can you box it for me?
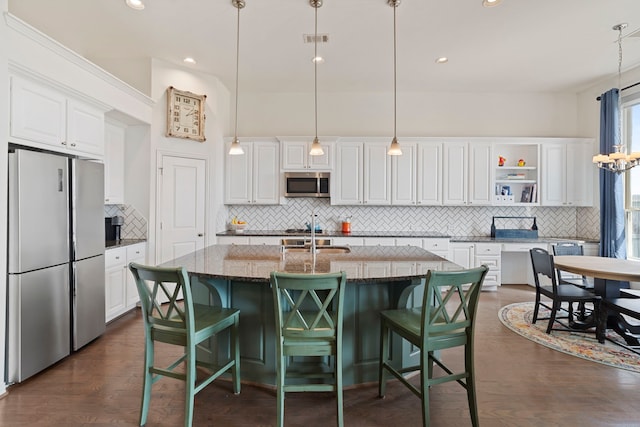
[498,302,640,373]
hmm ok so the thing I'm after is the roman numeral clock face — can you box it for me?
[166,87,206,142]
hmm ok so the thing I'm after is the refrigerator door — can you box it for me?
[71,159,105,261]
[73,255,106,350]
[7,264,71,383]
[8,149,70,274]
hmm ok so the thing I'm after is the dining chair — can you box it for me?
[270,271,347,427]
[129,262,241,427]
[378,266,489,427]
[552,242,595,319]
[529,248,600,335]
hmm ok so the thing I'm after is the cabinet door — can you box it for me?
[281,141,307,169]
[332,142,363,205]
[104,122,125,204]
[364,143,391,205]
[417,142,442,205]
[67,99,105,157]
[392,142,417,205]
[10,75,66,148]
[565,141,594,207]
[253,141,280,204]
[105,266,126,322]
[225,141,253,204]
[448,243,474,268]
[468,143,492,205]
[541,143,566,206]
[443,142,468,205]
[126,244,146,307]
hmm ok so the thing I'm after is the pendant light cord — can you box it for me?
[616,24,623,148]
[234,3,241,140]
[314,4,318,141]
[393,3,397,140]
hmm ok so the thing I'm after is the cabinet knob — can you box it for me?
[198,233,204,237]
[70,143,76,147]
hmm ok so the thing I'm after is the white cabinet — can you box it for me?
[332,237,365,246]
[363,142,392,205]
[443,142,492,206]
[104,122,125,204]
[417,142,443,205]
[392,142,417,205]
[493,142,540,205]
[217,235,251,245]
[105,242,146,322]
[10,75,105,158]
[541,139,594,207]
[280,138,334,170]
[423,238,449,258]
[474,243,501,290]
[333,141,391,205]
[448,242,475,268]
[225,139,280,205]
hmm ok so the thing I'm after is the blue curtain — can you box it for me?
[598,88,626,259]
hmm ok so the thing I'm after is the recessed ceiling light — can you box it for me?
[435,57,449,64]
[125,0,145,10]
[312,56,324,64]
[183,57,197,64]
[482,0,502,7]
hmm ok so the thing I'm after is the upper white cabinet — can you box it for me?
[280,138,334,170]
[104,122,125,204]
[225,139,280,205]
[417,142,443,205]
[392,142,417,205]
[332,140,391,205]
[493,142,540,206]
[443,142,492,205]
[541,139,594,207]
[10,75,105,158]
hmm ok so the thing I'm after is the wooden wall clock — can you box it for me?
[166,86,206,142]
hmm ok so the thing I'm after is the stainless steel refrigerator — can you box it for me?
[7,148,105,383]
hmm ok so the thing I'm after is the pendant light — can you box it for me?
[228,0,245,155]
[388,0,402,156]
[309,0,325,156]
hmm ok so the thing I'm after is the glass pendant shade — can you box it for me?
[229,137,244,155]
[388,137,402,156]
[309,137,324,156]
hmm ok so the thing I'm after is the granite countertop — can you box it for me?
[159,244,459,283]
[216,229,450,238]
[216,229,598,244]
[105,239,147,249]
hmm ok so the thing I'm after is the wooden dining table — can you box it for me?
[553,255,640,345]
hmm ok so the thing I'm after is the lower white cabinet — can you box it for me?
[105,242,146,322]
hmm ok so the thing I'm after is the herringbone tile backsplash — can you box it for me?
[104,204,148,239]
[227,199,600,239]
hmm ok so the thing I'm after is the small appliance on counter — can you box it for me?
[105,216,124,241]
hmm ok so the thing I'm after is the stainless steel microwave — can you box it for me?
[284,172,330,198]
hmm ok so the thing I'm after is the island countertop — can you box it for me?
[159,244,461,283]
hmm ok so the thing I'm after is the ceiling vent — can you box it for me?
[303,34,329,44]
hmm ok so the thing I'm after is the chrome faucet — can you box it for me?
[310,213,318,254]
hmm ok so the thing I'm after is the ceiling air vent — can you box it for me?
[303,34,329,44]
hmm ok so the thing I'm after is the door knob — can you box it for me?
[198,233,204,237]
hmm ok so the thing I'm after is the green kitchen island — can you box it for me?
[159,244,462,387]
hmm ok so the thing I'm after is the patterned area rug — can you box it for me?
[498,302,640,373]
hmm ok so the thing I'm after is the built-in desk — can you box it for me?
[160,244,462,387]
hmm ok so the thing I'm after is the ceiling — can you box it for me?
[7,0,640,95]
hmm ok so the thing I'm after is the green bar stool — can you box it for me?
[129,262,241,427]
[378,266,489,427]
[270,271,347,427]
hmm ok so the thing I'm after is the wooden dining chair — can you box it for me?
[552,242,595,319]
[270,271,347,427]
[378,266,489,427]
[530,248,600,335]
[129,263,241,427]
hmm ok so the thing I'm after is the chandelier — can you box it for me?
[592,23,638,173]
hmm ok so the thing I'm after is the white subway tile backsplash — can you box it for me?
[104,204,148,239]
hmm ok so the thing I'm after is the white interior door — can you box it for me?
[159,155,206,263]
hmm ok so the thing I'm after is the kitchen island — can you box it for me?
[160,244,462,387]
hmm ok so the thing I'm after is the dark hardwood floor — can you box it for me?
[2,284,640,426]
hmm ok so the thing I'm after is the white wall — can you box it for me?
[146,58,230,264]
[238,91,580,137]
[0,3,11,397]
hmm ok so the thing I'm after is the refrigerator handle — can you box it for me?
[58,168,64,192]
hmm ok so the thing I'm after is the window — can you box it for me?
[625,97,640,259]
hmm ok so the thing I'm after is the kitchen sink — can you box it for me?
[282,245,351,254]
